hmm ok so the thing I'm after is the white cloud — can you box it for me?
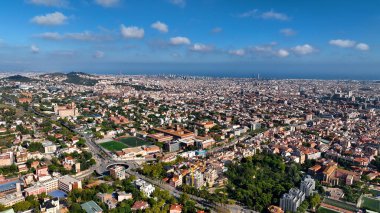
[261,10,289,21]
[35,32,62,40]
[238,9,258,18]
[65,31,98,41]
[252,44,276,56]
[211,27,222,33]
[329,39,370,51]
[169,0,185,7]
[151,21,168,33]
[120,25,144,39]
[36,31,112,41]
[30,44,39,53]
[170,36,191,45]
[28,0,68,7]
[93,50,105,58]
[292,44,315,55]
[277,49,289,57]
[238,9,289,21]
[31,12,67,25]
[252,44,293,58]
[356,43,369,51]
[190,43,213,52]
[95,0,119,7]
[280,28,296,36]
[229,49,245,56]
[329,39,356,48]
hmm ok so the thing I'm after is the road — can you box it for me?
[28,106,253,213]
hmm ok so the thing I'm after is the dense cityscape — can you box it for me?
[1,0,379,212]
[0,72,378,213]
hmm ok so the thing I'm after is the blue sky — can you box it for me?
[0,0,379,78]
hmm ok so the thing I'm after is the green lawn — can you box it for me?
[317,206,341,213]
[323,198,357,212]
[117,137,151,147]
[361,196,380,212]
[100,141,128,151]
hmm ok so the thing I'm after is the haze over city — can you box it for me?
[1,1,380,213]
[0,0,379,79]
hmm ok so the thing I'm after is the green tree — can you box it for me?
[310,194,321,209]
[13,201,32,212]
[70,203,85,212]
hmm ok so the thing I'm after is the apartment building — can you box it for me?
[58,175,82,193]
[280,188,305,212]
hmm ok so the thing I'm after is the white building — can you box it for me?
[42,141,57,154]
[58,175,82,192]
[300,175,315,197]
[41,178,59,192]
[280,188,305,212]
[0,193,24,207]
[134,179,155,197]
[40,198,60,213]
[186,171,205,189]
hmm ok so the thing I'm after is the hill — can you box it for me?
[64,72,98,86]
[40,72,98,86]
[2,75,39,82]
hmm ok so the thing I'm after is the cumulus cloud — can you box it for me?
[120,25,144,39]
[95,0,119,7]
[238,9,289,21]
[292,44,316,55]
[329,39,369,51]
[28,0,68,7]
[211,27,222,33]
[30,44,39,53]
[356,43,369,51]
[277,49,289,57]
[190,43,213,52]
[93,50,105,58]
[251,44,293,58]
[228,49,245,56]
[31,12,67,25]
[329,39,356,48]
[35,32,62,40]
[170,36,191,45]
[280,28,296,36]
[151,21,168,33]
[169,0,186,7]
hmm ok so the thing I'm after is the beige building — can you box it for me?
[53,102,79,118]
[0,152,14,167]
[204,168,218,187]
[58,175,82,192]
[0,183,24,207]
[41,178,59,192]
[109,166,126,180]
[0,193,24,207]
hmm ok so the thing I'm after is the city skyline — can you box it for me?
[0,0,379,78]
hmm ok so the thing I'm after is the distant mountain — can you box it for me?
[2,75,39,82]
[39,72,66,78]
[40,72,98,86]
[64,72,98,86]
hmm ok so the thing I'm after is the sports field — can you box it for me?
[317,206,341,213]
[361,196,380,212]
[117,137,151,147]
[100,141,128,151]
